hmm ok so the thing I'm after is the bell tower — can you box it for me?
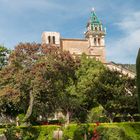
[85,8,106,63]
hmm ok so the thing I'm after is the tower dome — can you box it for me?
[85,8,106,63]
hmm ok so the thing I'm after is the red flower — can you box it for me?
[94,129,97,134]
[95,122,100,126]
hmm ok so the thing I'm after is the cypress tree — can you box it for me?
[136,48,140,113]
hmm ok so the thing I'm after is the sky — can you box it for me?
[0,0,140,64]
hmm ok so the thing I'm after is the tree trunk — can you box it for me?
[66,111,70,125]
[23,91,34,123]
[136,48,140,113]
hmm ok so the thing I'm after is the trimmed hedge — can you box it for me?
[1,122,140,140]
[63,123,140,140]
[4,125,61,140]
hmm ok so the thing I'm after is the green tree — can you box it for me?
[73,55,106,122]
[72,55,137,122]
[136,48,140,113]
[0,43,41,119]
[0,43,79,124]
[0,45,10,69]
[96,69,137,121]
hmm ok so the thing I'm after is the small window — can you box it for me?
[52,36,55,44]
[98,38,101,45]
[94,38,96,45]
[95,27,97,31]
[99,27,101,31]
[48,36,51,43]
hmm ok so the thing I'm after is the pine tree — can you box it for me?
[136,48,140,113]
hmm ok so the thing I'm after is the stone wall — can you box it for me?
[106,62,136,78]
[61,39,89,55]
[89,46,106,63]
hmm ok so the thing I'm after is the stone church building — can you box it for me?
[42,9,106,63]
[41,9,135,78]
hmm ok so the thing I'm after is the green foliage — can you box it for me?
[62,124,77,140]
[73,124,93,140]
[4,126,57,140]
[0,43,79,123]
[37,125,61,140]
[4,126,40,140]
[73,55,106,121]
[95,69,137,121]
[0,43,137,124]
[0,128,5,134]
[87,105,108,123]
[97,123,140,140]
[74,55,137,122]
[97,126,132,140]
[4,126,19,140]
[136,48,140,113]
[4,125,61,140]
[64,123,140,140]
[133,114,140,121]
[0,45,10,70]
[117,63,136,73]
[117,123,140,140]
[0,123,140,140]
[17,114,25,124]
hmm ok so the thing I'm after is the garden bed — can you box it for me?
[0,122,140,140]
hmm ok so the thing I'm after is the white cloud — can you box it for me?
[115,11,140,32]
[107,10,140,64]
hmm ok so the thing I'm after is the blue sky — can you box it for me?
[0,0,140,64]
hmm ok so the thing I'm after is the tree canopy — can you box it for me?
[0,43,138,124]
[136,48,140,113]
[0,45,10,70]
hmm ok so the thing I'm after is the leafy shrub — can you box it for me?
[1,122,140,140]
[36,125,61,140]
[133,114,140,122]
[48,120,62,125]
[87,105,107,122]
[4,126,39,140]
[0,123,16,128]
[97,126,133,140]
[99,116,110,123]
[4,126,19,140]
[113,116,123,122]
[73,124,94,140]
[62,124,77,140]
[17,114,25,125]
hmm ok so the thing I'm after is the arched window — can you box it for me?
[52,36,55,44]
[98,38,101,45]
[94,38,96,45]
[48,36,51,43]
[95,27,97,31]
[99,27,101,31]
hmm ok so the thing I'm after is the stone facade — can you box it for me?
[41,9,135,77]
[61,39,89,55]
[106,62,135,78]
[41,9,106,63]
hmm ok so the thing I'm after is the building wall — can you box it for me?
[41,32,106,63]
[61,39,89,55]
[89,46,106,63]
[106,62,136,78]
[42,32,60,45]
[61,38,106,63]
